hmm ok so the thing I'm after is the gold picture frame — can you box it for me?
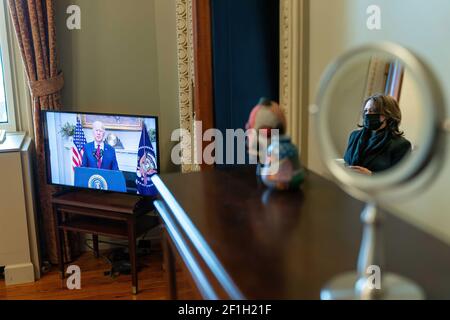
[81,114,143,131]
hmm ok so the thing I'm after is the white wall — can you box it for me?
[327,58,369,157]
[399,69,424,151]
[308,0,450,245]
[55,0,180,173]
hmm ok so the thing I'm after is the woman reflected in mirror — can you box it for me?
[344,94,412,175]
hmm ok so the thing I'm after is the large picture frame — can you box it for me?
[81,114,143,131]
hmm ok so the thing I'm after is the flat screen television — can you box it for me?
[42,110,160,196]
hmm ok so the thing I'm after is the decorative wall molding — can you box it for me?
[176,0,200,173]
[279,0,292,119]
[177,0,309,170]
[279,0,310,164]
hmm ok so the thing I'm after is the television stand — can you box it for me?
[51,189,159,294]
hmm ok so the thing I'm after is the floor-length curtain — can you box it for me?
[7,0,79,264]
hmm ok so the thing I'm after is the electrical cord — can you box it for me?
[84,239,126,279]
[84,238,154,278]
[84,239,113,266]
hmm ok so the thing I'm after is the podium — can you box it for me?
[74,167,127,193]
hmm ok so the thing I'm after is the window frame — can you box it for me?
[0,0,17,131]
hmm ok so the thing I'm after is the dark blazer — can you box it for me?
[81,142,119,171]
[345,130,412,173]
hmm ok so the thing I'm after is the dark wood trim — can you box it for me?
[162,226,178,299]
[153,166,450,299]
[153,176,244,300]
[52,190,158,294]
[155,200,219,299]
[192,0,215,170]
[164,224,204,300]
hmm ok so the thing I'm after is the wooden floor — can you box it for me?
[0,247,168,300]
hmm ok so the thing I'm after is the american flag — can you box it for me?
[72,117,87,169]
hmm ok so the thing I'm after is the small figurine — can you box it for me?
[246,97,287,172]
[260,136,305,190]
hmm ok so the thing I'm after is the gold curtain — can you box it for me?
[7,0,79,264]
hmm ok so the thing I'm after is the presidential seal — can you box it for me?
[139,152,157,185]
[88,174,108,190]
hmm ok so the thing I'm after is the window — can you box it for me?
[0,0,16,130]
[0,47,8,123]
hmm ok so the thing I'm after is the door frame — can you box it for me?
[192,0,215,171]
[175,0,214,172]
[279,0,310,164]
[175,0,309,170]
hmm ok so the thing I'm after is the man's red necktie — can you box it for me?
[96,145,102,168]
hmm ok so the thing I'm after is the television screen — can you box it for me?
[42,111,159,196]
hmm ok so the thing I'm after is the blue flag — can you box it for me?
[136,123,158,196]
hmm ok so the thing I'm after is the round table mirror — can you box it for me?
[315,43,446,201]
[314,42,446,300]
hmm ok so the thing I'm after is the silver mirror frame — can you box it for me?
[317,42,447,300]
[314,42,446,202]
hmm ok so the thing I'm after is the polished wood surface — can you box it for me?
[155,166,450,299]
[162,227,203,300]
[52,189,154,214]
[0,248,169,300]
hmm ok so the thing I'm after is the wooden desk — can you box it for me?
[152,166,450,300]
[52,190,158,294]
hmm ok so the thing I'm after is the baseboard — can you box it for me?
[4,262,35,286]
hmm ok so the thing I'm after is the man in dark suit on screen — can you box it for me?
[82,121,119,171]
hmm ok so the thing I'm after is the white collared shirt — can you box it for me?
[95,142,105,152]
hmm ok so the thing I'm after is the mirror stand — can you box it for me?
[320,203,425,300]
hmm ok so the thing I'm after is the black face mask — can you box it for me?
[364,114,383,131]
